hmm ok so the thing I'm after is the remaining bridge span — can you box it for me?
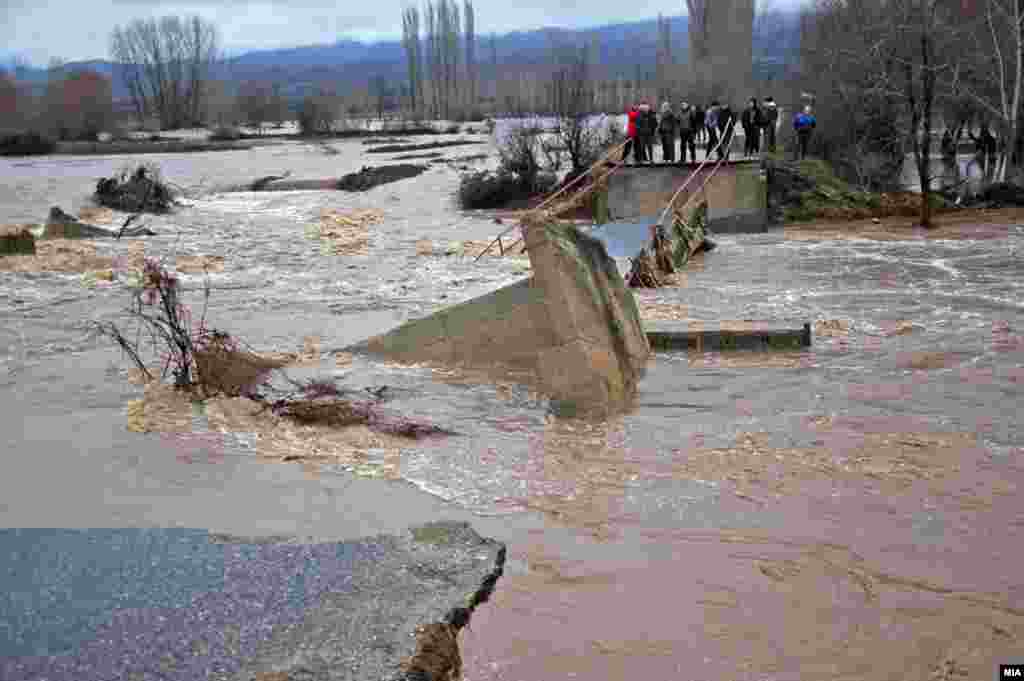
[603,159,768,233]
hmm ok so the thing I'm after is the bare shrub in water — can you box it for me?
[99,259,458,439]
[97,258,280,395]
[94,162,176,213]
[457,122,559,209]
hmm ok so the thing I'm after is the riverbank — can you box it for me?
[768,157,957,224]
[782,205,1024,240]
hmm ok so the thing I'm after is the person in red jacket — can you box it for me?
[625,104,639,163]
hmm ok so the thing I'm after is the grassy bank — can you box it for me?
[769,158,950,224]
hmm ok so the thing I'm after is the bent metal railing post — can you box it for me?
[658,118,737,229]
[474,118,737,263]
[473,139,629,262]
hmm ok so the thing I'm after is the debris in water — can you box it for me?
[882,320,919,336]
[814,319,850,337]
[175,255,225,273]
[637,301,693,321]
[415,238,528,259]
[336,165,427,192]
[365,139,483,154]
[0,224,36,255]
[44,206,155,239]
[81,268,116,287]
[309,209,383,256]
[626,248,662,288]
[0,239,114,273]
[94,163,176,213]
[77,206,116,224]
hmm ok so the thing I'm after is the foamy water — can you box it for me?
[3,138,1023,679]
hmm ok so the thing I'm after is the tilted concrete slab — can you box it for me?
[350,222,650,412]
[607,161,769,233]
[645,320,813,351]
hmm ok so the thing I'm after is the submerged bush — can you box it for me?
[0,131,57,156]
[94,162,176,213]
[457,169,556,209]
[208,125,241,141]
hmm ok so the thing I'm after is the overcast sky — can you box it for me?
[1,0,800,67]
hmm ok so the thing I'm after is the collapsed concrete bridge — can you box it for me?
[347,136,804,414]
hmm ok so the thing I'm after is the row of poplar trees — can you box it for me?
[401,0,478,120]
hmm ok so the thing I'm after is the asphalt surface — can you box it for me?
[1,523,504,681]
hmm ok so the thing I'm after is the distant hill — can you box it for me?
[6,12,799,103]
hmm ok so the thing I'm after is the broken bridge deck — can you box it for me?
[645,320,813,351]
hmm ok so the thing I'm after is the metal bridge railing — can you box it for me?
[475,118,738,262]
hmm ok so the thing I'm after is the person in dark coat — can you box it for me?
[693,103,706,146]
[704,102,720,160]
[678,101,698,163]
[741,97,762,156]
[636,102,657,163]
[941,129,955,161]
[658,101,679,163]
[793,105,817,160]
[717,103,735,161]
[968,123,998,179]
[760,96,779,153]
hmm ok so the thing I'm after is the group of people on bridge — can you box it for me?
[624,98,818,164]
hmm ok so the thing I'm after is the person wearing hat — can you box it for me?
[658,101,679,163]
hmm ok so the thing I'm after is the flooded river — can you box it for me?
[2,137,1023,679]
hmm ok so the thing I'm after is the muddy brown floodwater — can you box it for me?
[2,137,1023,680]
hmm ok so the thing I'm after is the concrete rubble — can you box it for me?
[44,206,156,239]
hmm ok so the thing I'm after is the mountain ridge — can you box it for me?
[4,12,798,102]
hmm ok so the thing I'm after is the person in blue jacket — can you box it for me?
[793,105,817,160]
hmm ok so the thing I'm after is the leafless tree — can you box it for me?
[298,88,341,135]
[464,0,477,114]
[687,0,710,95]
[402,6,423,115]
[110,15,221,129]
[952,0,1024,181]
[656,14,673,102]
[547,45,600,175]
[237,81,277,134]
[891,0,956,226]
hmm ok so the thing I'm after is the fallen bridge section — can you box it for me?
[350,221,650,412]
[590,199,712,287]
[645,320,813,351]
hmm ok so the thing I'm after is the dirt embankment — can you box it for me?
[768,158,1024,237]
[781,206,1024,241]
[767,158,952,224]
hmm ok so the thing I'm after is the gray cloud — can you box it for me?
[2,0,801,66]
